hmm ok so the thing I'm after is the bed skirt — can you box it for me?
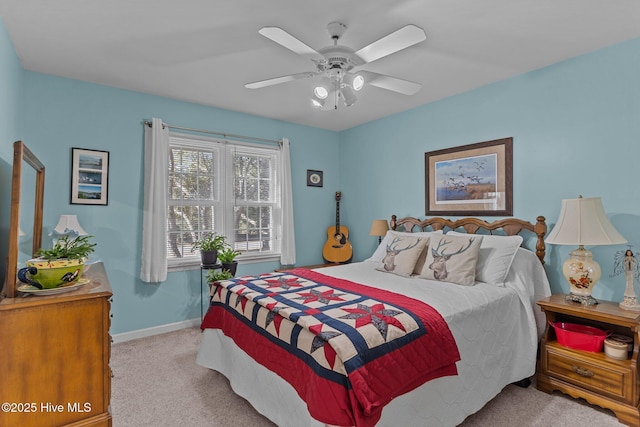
[197,328,529,427]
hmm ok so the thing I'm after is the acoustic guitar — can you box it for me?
[322,191,353,263]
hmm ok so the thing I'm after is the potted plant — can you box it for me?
[217,246,241,276]
[192,232,227,266]
[205,268,233,283]
[35,235,96,261]
[18,235,96,289]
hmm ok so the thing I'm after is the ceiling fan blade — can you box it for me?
[258,27,324,61]
[245,72,316,89]
[355,25,426,64]
[360,71,422,95]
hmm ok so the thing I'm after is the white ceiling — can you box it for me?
[1,0,639,131]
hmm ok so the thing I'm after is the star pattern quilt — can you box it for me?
[201,268,460,427]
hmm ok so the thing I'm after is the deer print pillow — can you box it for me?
[374,235,429,277]
[367,230,443,265]
[419,234,483,286]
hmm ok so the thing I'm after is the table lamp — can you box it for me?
[52,214,88,239]
[369,219,389,244]
[546,196,627,306]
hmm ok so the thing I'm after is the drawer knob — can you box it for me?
[572,365,594,377]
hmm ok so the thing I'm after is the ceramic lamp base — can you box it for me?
[563,246,601,306]
[566,293,598,306]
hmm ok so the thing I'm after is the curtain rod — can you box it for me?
[143,120,282,145]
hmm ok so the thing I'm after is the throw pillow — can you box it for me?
[447,231,523,286]
[367,230,443,264]
[374,235,429,277]
[419,234,483,285]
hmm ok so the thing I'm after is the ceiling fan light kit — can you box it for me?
[340,85,358,107]
[343,73,365,91]
[246,21,426,110]
[314,76,332,99]
[311,68,364,110]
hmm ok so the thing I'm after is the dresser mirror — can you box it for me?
[2,141,45,299]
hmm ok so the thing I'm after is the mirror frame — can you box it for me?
[3,141,45,299]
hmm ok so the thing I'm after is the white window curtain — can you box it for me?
[280,138,296,265]
[140,117,169,283]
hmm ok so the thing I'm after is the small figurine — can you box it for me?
[612,246,640,311]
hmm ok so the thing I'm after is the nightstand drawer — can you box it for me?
[545,344,632,402]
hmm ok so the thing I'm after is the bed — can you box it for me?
[197,215,551,427]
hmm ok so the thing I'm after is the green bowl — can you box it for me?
[18,258,85,289]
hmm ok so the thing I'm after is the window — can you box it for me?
[166,134,281,268]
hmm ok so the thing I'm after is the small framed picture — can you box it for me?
[306,169,323,187]
[70,148,110,205]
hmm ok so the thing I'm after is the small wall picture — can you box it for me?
[307,170,323,187]
[70,148,109,205]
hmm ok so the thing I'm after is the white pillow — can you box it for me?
[447,231,523,286]
[367,229,443,264]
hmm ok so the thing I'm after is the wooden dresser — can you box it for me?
[0,262,113,427]
[537,294,640,426]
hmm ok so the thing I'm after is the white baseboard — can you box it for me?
[112,318,201,343]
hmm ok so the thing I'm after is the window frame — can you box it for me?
[167,133,282,271]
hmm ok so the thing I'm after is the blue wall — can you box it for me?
[17,74,341,334]
[20,73,343,333]
[340,37,640,302]
[0,18,341,333]
[0,19,22,152]
[0,18,24,278]
[2,15,639,333]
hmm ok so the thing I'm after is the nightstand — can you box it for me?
[537,294,640,426]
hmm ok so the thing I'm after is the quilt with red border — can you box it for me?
[201,268,460,427]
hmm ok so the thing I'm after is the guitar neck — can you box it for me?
[335,200,341,234]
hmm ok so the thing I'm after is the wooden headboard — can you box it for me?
[390,215,547,264]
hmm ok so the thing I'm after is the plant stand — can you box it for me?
[200,263,221,320]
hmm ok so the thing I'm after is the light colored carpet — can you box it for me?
[111,327,623,426]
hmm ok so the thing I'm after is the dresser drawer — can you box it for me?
[544,344,633,402]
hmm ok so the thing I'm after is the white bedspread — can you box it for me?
[197,248,551,427]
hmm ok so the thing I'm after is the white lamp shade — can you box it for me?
[313,77,332,100]
[53,214,88,237]
[546,197,626,246]
[343,72,364,91]
[352,75,364,91]
[341,86,357,107]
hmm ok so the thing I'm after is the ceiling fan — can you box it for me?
[245,22,427,109]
